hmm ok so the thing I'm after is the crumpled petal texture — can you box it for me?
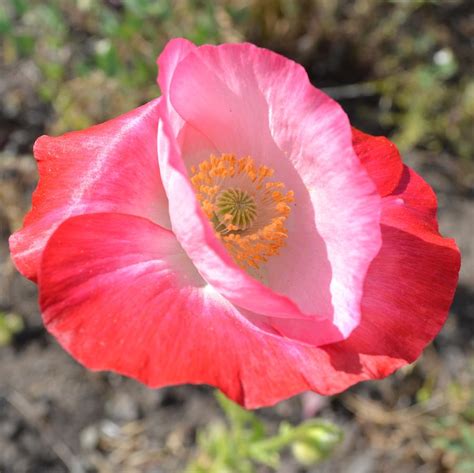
[9,40,460,408]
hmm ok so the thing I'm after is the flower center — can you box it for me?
[190,154,294,269]
[215,188,257,231]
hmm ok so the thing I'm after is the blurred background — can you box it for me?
[0,1,473,472]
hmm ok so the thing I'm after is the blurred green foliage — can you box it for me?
[428,381,474,473]
[185,391,342,472]
[0,312,24,346]
[0,0,472,160]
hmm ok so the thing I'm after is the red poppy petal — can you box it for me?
[38,211,459,408]
[389,165,438,230]
[341,131,459,375]
[352,127,404,197]
[35,212,379,407]
[9,98,168,282]
[38,212,321,406]
[353,128,438,228]
[330,219,460,368]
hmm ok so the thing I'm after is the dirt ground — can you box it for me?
[0,138,473,473]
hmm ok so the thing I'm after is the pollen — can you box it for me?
[190,153,294,270]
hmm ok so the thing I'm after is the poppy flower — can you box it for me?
[9,39,460,408]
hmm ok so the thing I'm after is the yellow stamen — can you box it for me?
[190,154,294,270]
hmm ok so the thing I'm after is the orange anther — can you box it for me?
[189,153,294,270]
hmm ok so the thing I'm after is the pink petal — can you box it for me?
[157,40,382,341]
[156,38,196,99]
[157,116,312,322]
[9,98,167,281]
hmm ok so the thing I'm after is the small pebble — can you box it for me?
[80,425,100,451]
[105,392,140,422]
